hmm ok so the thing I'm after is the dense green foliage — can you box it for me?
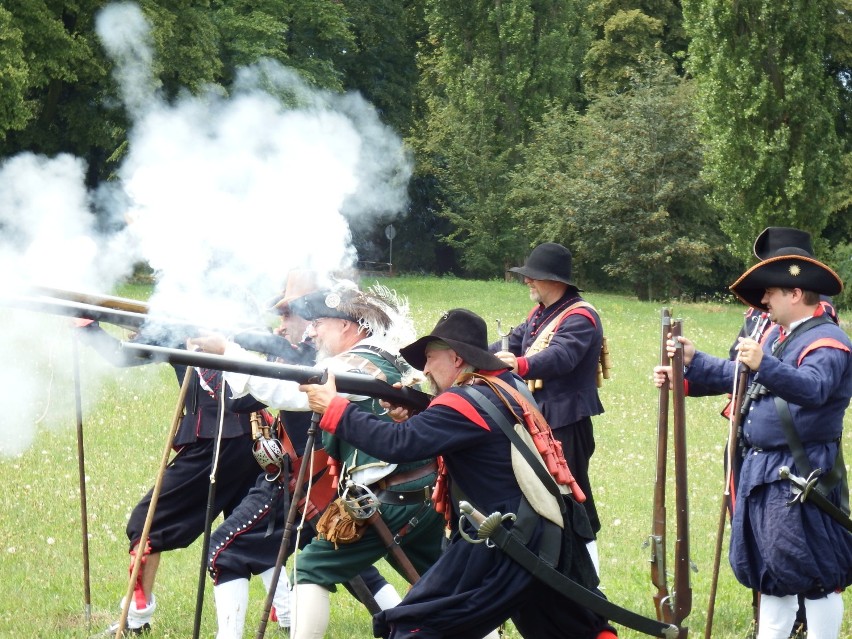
[684,0,846,261]
[0,1,850,300]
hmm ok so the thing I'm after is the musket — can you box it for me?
[705,312,769,639]
[4,293,308,363]
[669,319,692,637]
[28,285,150,314]
[649,308,672,622]
[119,342,432,411]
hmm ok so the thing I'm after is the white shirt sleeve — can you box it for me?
[221,343,372,411]
[222,343,310,411]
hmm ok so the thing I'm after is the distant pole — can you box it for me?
[385,224,397,275]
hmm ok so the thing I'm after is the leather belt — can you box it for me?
[374,486,433,505]
[377,460,438,490]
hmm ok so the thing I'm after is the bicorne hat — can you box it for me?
[508,242,579,288]
[729,248,843,311]
[400,309,508,372]
[753,227,814,260]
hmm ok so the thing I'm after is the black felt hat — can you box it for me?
[753,227,814,260]
[508,242,579,287]
[400,309,508,372]
[730,248,843,311]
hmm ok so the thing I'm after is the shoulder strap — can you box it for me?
[460,385,566,510]
[525,301,596,356]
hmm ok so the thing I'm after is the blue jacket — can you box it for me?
[490,292,604,428]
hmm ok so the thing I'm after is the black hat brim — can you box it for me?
[730,255,843,311]
[400,335,508,372]
[507,265,579,288]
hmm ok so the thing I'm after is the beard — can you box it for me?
[423,373,440,396]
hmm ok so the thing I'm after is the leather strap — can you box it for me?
[378,460,438,489]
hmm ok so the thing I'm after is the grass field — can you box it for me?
[0,276,849,638]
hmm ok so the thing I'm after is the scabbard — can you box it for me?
[367,511,420,585]
[459,502,680,639]
[779,466,852,534]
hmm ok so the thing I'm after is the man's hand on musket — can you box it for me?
[187,333,229,355]
[652,333,697,388]
[299,371,337,415]
[736,337,763,371]
[379,387,412,422]
[652,365,673,389]
[494,350,518,372]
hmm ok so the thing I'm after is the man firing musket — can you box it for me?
[189,281,446,639]
[300,307,679,639]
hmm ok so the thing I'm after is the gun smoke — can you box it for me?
[0,1,412,455]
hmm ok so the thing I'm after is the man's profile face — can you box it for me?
[761,287,794,327]
[523,277,565,305]
[423,345,460,393]
[307,317,349,359]
[277,309,309,343]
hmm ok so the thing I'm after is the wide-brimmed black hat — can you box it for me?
[730,248,843,311]
[400,309,508,372]
[753,227,813,260]
[508,242,579,287]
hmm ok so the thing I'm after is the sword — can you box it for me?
[458,501,680,639]
[779,466,852,534]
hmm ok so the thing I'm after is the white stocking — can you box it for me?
[757,594,798,639]
[372,583,402,610]
[292,583,331,639]
[213,578,249,639]
[119,595,156,630]
[260,567,292,627]
[804,592,844,639]
[586,540,600,576]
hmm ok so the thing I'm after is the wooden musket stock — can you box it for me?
[650,308,673,623]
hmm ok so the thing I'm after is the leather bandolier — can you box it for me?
[524,302,611,391]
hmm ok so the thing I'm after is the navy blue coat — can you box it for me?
[319,370,609,638]
[490,292,603,429]
[686,319,852,596]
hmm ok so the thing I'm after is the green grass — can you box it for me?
[1,276,850,638]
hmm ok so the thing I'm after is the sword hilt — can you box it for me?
[458,501,515,546]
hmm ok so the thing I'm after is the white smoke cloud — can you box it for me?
[0,1,412,456]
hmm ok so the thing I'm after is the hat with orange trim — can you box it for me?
[729,248,843,311]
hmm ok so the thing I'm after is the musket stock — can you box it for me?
[669,319,692,637]
[4,294,304,362]
[649,308,673,623]
[29,285,151,314]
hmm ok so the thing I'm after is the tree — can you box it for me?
[510,64,731,300]
[582,0,687,95]
[411,0,589,277]
[684,0,845,262]
[0,5,31,141]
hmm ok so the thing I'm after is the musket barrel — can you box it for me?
[120,342,431,411]
[650,307,673,623]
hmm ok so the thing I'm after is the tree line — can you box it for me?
[2,0,851,304]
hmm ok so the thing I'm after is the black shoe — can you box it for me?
[91,621,151,637]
